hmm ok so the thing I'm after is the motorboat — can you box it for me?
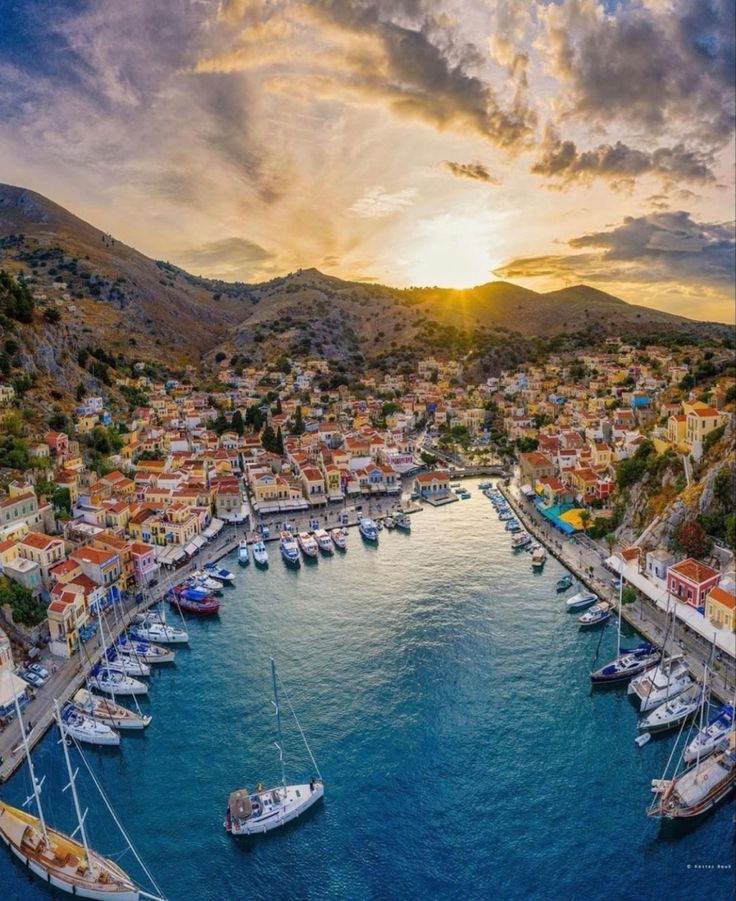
[358,518,379,542]
[331,528,348,550]
[628,655,692,712]
[298,532,319,558]
[88,666,148,697]
[511,532,532,549]
[685,704,735,763]
[73,689,151,731]
[556,574,573,592]
[204,562,235,584]
[280,531,301,566]
[530,545,547,570]
[578,602,612,628]
[498,510,513,522]
[61,704,120,747]
[505,519,522,532]
[129,619,189,645]
[590,643,661,684]
[566,591,598,611]
[238,540,250,566]
[648,729,736,819]
[638,683,704,734]
[224,660,324,836]
[190,573,223,593]
[314,529,334,554]
[395,515,411,532]
[383,515,396,530]
[169,592,220,616]
[253,540,269,566]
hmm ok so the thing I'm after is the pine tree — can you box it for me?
[275,426,284,455]
[231,409,244,436]
[261,425,277,453]
[293,405,304,435]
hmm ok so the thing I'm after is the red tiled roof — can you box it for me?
[669,558,719,585]
[708,586,735,610]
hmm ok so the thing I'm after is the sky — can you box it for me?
[0,0,734,322]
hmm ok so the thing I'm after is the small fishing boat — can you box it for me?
[478,481,491,489]
[498,510,513,522]
[61,704,120,747]
[530,545,547,570]
[73,689,151,731]
[459,491,471,500]
[204,562,235,584]
[590,643,661,684]
[628,655,692,712]
[638,683,704,734]
[253,540,269,566]
[556,574,573,592]
[89,666,148,697]
[648,729,736,819]
[238,540,250,566]
[395,515,411,532]
[169,592,220,616]
[383,515,396,530]
[505,518,521,532]
[331,528,348,550]
[511,531,532,550]
[298,531,319,558]
[280,531,301,566]
[129,619,189,645]
[685,704,735,763]
[578,602,612,628]
[566,590,598,611]
[224,659,324,836]
[174,584,209,602]
[314,529,334,554]
[358,517,379,542]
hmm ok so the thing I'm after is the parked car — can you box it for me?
[20,670,44,688]
[28,663,49,680]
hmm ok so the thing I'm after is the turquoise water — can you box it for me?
[1,482,734,900]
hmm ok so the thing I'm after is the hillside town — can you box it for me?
[0,335,734,724]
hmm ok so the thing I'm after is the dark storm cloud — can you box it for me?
[442,160,499,183]
[546,0,735,147]
[496,212,736,286]
[531,129,716,187]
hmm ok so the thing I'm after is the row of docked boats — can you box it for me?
[486,486,547,571]
[277,514,412,567]
[239,539,268,566]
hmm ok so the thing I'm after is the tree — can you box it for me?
[673,520,712,558]
[261,425,277,453]
[52,486,72,515]
[579,509,591,535]
[43,307,61,323]
[622,586,637,606]
[0,576,46,626]
[275,426,284,455]
[214,351,227,363]
[293,405,304,435]
[231,409,244,437]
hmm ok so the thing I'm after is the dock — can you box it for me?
[498,482,735,705]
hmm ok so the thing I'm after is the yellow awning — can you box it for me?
[558,508,587,531]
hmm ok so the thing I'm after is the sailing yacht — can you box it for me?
[116,636,175,665]
[60,704,121,747]
[637,682,704,734]
[0,693,165,900]
[105,651,151,679]
[224,660,324,836]
[648,728,736,819]
[129,619,189,645]
[252,540,269,566]
[684,703,735,763]
[89,666,148,697]
[590,643,660,684]
[628,655,692,712]
[73,689,151,731]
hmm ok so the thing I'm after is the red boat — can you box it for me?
[168,593,220,616]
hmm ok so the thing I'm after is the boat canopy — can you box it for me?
[228,790,252,820]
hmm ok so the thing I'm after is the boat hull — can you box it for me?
[225,783,324,836]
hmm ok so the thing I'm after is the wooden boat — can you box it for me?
[74,689,151,731]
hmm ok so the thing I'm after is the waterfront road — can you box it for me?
[500,483,735,704]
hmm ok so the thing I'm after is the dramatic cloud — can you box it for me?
[178,236,276,276]
[442,160,499,183]
[496,212,736,288]
[543,0,735,147]
[531,129,716,188]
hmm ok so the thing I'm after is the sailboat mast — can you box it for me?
[12,683,48,841]
[271,658,287,792]
[55,700,91,862]
[97,606,119,705]
[616,555,623,658]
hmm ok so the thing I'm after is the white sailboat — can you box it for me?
[224,659,324,836]
[637,682,704,734]
[628,654,692,712]
[60,703,121,747]
[73,689,152,731]
[0,690,165,900]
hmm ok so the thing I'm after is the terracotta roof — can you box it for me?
[416,470,449,483]
[689,406,720,417]
[21,531,60,550]
[669,558,720,585]
[707,586,736,610]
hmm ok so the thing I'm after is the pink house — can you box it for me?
[131,541,159,586]
[44,431,70,459]
[667,558,720,608]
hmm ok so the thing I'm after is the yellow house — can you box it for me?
[75,413,98,434]
[705,586,735,633]
[667,414,687,446]
[685,406,726,459]
[251,473,290,505]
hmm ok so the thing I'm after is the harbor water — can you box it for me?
[1,483,733,900]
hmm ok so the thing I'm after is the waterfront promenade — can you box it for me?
[0,524,244,783]
[499,482,736,704]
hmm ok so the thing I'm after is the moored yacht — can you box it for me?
[590,643,661,684]
[685,704,735,763]
[61,704,120,747]
[252,540,269,566]
[358,517,379,542]
[238,540,250,565]
[73,689,151,731]
[189,572,223,593]
[530,545,547,570]
[298,531,319,558]
[556,574,573,592]
[105,653,151,679]
[566,590,598,611]
[638,682,704,734]
[204,562,235,584]
[395,515,411,532]
[169,592,220,616]
[628,655,692,712]
[280,531,301,566]
[648,729,736,819]
[578,602,612,628]
[88,666,148,697]
[116,636,175,665]
[383,515,396,530]
[331,527,348,550]
[511,531,532,549]
[314,529,334,554]
[129,619,189,645]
